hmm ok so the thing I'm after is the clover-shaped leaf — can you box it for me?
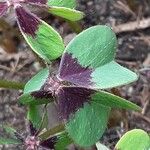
[19,25,140,147]
[58,25,138,89]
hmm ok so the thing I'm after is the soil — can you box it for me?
[0,0,150,149]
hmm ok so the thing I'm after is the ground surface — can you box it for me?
[0,0,150,149]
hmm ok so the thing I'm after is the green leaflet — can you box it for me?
[24,68,49,130]
[49,6,84,21]
[24,21,64,63]
[27,105,42,130]
[24,68,49,94]
[47,0,76,9]
[65,25,117,68]
[65,88,140,147]
[115,129,150,150]
[91,61,138,89]
[66,102,110,147]
[92,90,141,111]
[64,25,138,89]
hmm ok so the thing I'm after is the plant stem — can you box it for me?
[0,79,25,90]
[39,124,65,140]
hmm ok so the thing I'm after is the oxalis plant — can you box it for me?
[0,25,142,149]
[0,1,145,150]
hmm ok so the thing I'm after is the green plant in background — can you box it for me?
[115,129,150,150]
[96,129,150,150]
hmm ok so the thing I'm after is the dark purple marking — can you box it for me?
[31,90,53,99]
[15,6,40,37]
[27,0,47,5]
[56,86,95,120]
[58,53,93,87]
[28,121,37,136]
[0,2,8,17]
[40,136,57,149]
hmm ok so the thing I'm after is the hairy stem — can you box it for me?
[0,79,25,90]
[39,124,65,140]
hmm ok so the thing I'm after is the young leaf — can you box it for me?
[47,0,76,9]
[115,129,150,150]
[58,25,138,89]
[0,137,21,145]
[15,5,64,62]
[49,6,84,21]
[0,2,8,17]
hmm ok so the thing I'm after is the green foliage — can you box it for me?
[19,93,51,105]
[24,68,49,94]
[27,105,42,130]
[24,22,64,63]
[49,7,84,21]
[23,68,49,130]
[115,129,150,150]
[47,0,76,8]
[92,91,141,111]
[66,103,110,147]
[19,25,140,148]
[65,25,137,89]
[1,16,141,148]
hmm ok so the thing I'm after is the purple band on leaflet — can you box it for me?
[28,121,38,136]
[15,5,40,37]
[57,86,95,120]
[31,90,53,99]
[58,53,93,87]
[40,136,57,149]
[26,0,47,5]
[0,2,8,17]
